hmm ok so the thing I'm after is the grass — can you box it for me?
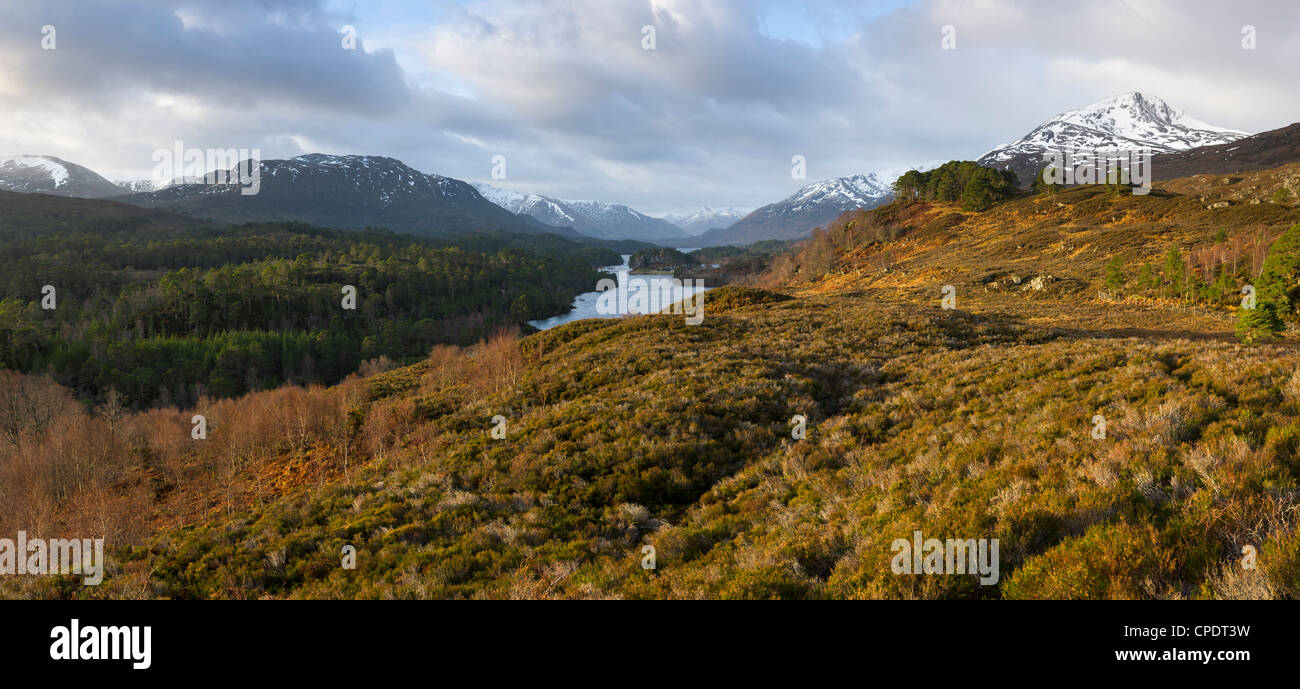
[5,170,1300,599]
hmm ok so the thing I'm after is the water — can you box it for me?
[527,253,712,330]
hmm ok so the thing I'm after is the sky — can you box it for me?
[1,0,1298,216]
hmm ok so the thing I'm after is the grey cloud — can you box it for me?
[0,0,409,116]
[1,0,1297,215]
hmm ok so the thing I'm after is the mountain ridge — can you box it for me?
[978,91,1250,187]
[111,154,577,239]
[0,154,126,198]
[473,182,688,242]
[691,172,901,247]
[663,206,751,236]
[1151,122,1300,181]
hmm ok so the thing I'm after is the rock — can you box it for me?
[1206,201,1230,209]
[1025,275,1056,291]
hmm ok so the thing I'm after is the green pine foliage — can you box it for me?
[1236,299,1284,343]
[0,220,613,407]
[1236,222,1300,341]
[891,161,1019,211]
[1105,256,1125,291]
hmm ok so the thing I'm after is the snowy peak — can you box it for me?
[116,179,165,193]
[664,206,751,235]
[691,165,936,247]
[2,155,70,187]
[785,173,892,211]
[978,92,1250,185]
[473,183,578,227]
[1053,92,1245,142]
[474,182,687,242]
[0,155,124,198]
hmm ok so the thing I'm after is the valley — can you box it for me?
[4,158,1300,599]
[3,81,1300,601]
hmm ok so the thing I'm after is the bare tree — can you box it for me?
[0,371,74,448]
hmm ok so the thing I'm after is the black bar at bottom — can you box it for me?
[0,601,1286,679]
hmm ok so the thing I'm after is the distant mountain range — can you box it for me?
[693,93,1258,247]
[691,171,912,247]
[978,92,1250,187]
[0,155,125,198]
[663,206,751,236]
[3,92,1293,250]
[473,183,688,242]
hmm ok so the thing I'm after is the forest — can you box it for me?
[0,203,619,408]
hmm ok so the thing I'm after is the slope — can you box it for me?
[7,166,1300,600]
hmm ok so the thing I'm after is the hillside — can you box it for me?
[772,165,1300,317]
[5,165,1300,600]
[1153,123,1300,181]
[0,188,201,239]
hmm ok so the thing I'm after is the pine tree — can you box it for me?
[1237,298,1284,343]
[961,174,997,211]
[1137,263,1154,291]
[1033,166,1060,198]
[1105,256,1125,291]
[1163,246,1185,299]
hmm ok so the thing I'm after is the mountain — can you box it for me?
[1151,122,1300,181]
[0,155,126,198]
[692,173,896,246]
[663,206,750,236]
[113,154,570,238]
[474,183,688,242]
[978,92,1249,187]
[114,176,208,193]
[115,179,164,194]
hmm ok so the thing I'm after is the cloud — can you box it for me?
[0,0,1297,214]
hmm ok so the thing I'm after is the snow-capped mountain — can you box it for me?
[663,206,751,236]
[978,92,1250,186]
[473,182,688,242]
[693,171,910,246]
[0,155,125,198]
[115,154,568,238]
[115,176,208,193]
[115,179,164,194]
[474,184,580,228]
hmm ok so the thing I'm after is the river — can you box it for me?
[527,251,712,330]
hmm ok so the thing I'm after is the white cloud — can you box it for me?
[0,0,1297,212]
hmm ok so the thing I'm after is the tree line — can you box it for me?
[891,161,1020,211]
[0,220,614,407]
